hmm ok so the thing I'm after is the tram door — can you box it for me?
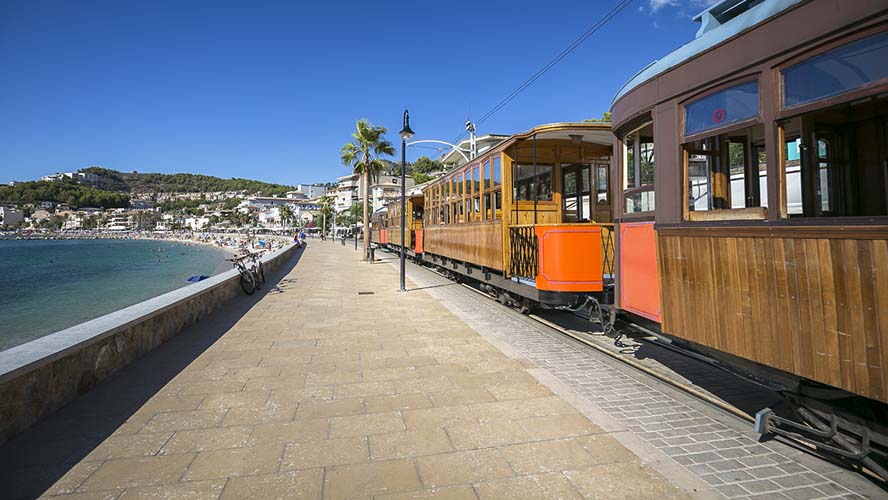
[561,164,591,222]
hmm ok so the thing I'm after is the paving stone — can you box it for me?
[85,432,172,461]
[296,397,365,419]
[329,411,405,438]
[416,449,514,487]
[140,409,226,433]
[249,419,329,445]
[474,473,584,500]
[444,421,529,450]
[160,426,252,454]
[323,459,422,500]
[334,381,397,399]
[369,428,454,460]
[184,444,283,480]
[499,438,598,474]
[375,485,477,500]
[220,469,323,500]
[118,479,226,499]
[281,436,369,470]
[80,454,195,491]
[365,392,434,413]
[564,462,690,499]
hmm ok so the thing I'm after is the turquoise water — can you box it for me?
[0,239,228,351]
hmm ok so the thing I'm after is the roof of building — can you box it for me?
[612,0,802,104]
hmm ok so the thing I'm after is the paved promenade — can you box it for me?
[1,240,689,499]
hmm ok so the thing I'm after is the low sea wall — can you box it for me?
[0,243,298,446]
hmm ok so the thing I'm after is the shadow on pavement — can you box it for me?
[0,248,304,500]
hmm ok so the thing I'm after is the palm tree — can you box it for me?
[318,195,334,240]
[341,119,395,260]
[279,204,294,230]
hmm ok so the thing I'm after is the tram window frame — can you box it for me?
[621,122,656,215]
[780,29,888,113]
[515,163,555,202]
[492,155,502,220]
[472,164,481,221]
[682,123,768,221]
[774,24,888,221]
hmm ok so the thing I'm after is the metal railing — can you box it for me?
[509,226,538,280]
[601,224,615,283]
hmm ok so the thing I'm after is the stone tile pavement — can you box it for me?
[393,254,885,500]
[0,240,691,500]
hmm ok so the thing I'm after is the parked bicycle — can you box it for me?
[229,255,257,295]
[247,251,265,286]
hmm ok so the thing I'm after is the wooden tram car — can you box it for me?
[610,0,888,477]
[384,123,617,310]
[372,188,425,257]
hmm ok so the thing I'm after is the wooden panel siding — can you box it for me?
[657,227,888,403]
[423,221,503,270]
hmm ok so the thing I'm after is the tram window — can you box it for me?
[473,166,481,194]
[484,161,491,190]
[515,164,554,201]
[622,123,655,214]
[596,165,609,203]
[783,31,888,109]
[685,80,758,137]
[684,124,767,214]
[561,164,591,222]
[494,190,502,219]
[779,96,888,218]
[493,156,502,187]
[485,193,492,220]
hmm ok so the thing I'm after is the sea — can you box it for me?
[0,239,228,352]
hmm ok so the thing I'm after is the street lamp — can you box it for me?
[398,109,415,292]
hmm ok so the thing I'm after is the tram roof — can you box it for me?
[612,0,802,105]
[500,122,613,148]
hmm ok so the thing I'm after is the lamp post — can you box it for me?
[398,109,415,292]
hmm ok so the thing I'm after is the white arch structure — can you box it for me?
[406,139,471,163]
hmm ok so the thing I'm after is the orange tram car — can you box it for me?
[373,0,888,479]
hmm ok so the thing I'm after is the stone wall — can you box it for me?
[0,244,297,445]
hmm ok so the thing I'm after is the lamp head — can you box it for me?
[399,109,415,141]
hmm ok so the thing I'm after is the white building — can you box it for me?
[184,216,210,230]
[40,172,99,183]
[106,215,132,231]
[333,175,360,212]
[365,175,415,212]
[0,207,24,228]
[293,184,327,199]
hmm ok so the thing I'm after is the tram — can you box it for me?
[610,0,888,477]
[409,122,616,311]
[375,187,425,257]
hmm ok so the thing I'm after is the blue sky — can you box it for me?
[0,0,716,186]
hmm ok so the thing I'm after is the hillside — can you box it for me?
[80,167,294,196]
[0,181,130,209]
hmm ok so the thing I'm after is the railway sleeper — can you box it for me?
[755,396,888,483]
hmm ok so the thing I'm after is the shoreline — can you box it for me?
[0,230,293,258]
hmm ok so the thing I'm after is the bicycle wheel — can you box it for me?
[240,272,255,295]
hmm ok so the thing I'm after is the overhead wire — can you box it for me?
[447,0,635,146]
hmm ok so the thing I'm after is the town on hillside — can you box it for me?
[0,156,449,237]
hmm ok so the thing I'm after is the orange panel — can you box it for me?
[415,229,423,254]
[534,226,603,292]
[381,229,387,245]
[619,222,661,323]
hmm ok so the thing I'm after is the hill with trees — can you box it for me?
[80,167,294,195]
[0,180,130,209]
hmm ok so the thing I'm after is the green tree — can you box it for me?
[317,195,334,239]
[584,111,611,123]
[279,204,294,229]
[340,119,395,260]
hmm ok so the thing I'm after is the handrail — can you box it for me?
[508,226,538,280]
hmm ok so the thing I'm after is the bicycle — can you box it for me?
[229,255,257,295]
[247,251,265,286]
